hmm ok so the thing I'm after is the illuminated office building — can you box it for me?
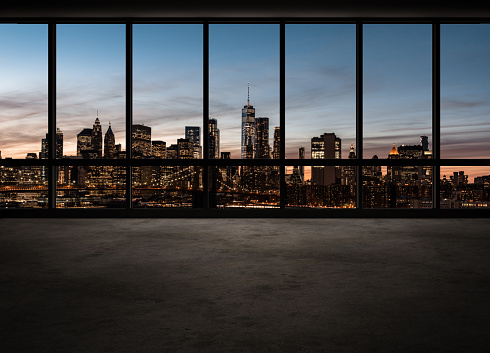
[40,128,63,159]
[451,171,468,186]
[104,123,116,159]
[363,155,382,184]
[254,117,270,159]
[342,143,356,186]
[152,141,166,159]
[177,138,193,159]
[387,144,401,183]
[208,118,220,159]
[311,133,341,186]
[56,128,63,158]
[92,116,103,158]
[273,126,280,160]
[398,144,424,182]
[185,126,201,159]
[77,128,94,158]
[166,144,178,159]
[132,124,151,158]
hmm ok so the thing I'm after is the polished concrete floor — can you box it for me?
[1,218,489,353]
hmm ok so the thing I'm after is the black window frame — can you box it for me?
[1,17,489,218]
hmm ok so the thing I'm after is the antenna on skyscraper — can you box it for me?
[247,82,250,108]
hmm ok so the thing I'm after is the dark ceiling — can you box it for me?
[2,2,490,19]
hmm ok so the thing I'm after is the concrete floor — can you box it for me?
[1,218,489,353]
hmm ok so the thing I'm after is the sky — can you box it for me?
[0,22,489,181]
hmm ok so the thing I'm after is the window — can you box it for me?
[1,19,489,216]
[0,24,48,208]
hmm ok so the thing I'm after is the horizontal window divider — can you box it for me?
[2,158,489,168]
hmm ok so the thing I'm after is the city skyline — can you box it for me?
[1,23,489,183]
[4,111,487,185]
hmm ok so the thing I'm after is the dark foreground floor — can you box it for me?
[1,218,489,353]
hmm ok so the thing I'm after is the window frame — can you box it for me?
[1,17,489,217]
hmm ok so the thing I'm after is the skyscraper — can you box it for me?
[166,144,178,159]
[132,124,151,158]
[40,137,48,159]
[420,135,429,151]
[273,126,280,160]
[299,146,305,183]
[311,133,341,185]
[398,144,425,182]
[254,117,270,159]
[208,118,220,159]
[177,138,193,159]
[92,115,103,158]
[40,128,63,159]
[289,147,305,184]
[152,141,166,159]
[342,143,356,186]
[77,128,93,158]
[387,144,401,182]
[185,126,201,159]
[56,128,63,158]
[104,123,116,159]
[241,83,255,159]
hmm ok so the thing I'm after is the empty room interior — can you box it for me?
[1,3,490,353]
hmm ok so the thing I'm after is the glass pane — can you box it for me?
[56,24,126,159]
[132,166,203,208]
[286,166,356,208]
[441,24,490,158]
[441,167,490,208]
[363,24,432,159]
[0,165,48,208]
[133,24,203,159]
[362,163,433,208]
[209,166,280,208]
[0,24,48,159]
[209,24,279,160]
[285,24,356,159]
[56,166,126,208]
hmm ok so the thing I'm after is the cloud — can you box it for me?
[441,97,488,110]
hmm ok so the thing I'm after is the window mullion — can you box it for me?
[432,21,441,210]
[356,21,363,210]
[126,22,133,209]
[280,21,286,209]
[203,21,210,209]
[48,22,56,209]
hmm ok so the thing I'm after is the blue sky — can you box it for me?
[0,22,489,179]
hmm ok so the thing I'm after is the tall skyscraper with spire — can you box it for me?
[241,83,255,159]
[104,123,116,159]
[92,112,103,158]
